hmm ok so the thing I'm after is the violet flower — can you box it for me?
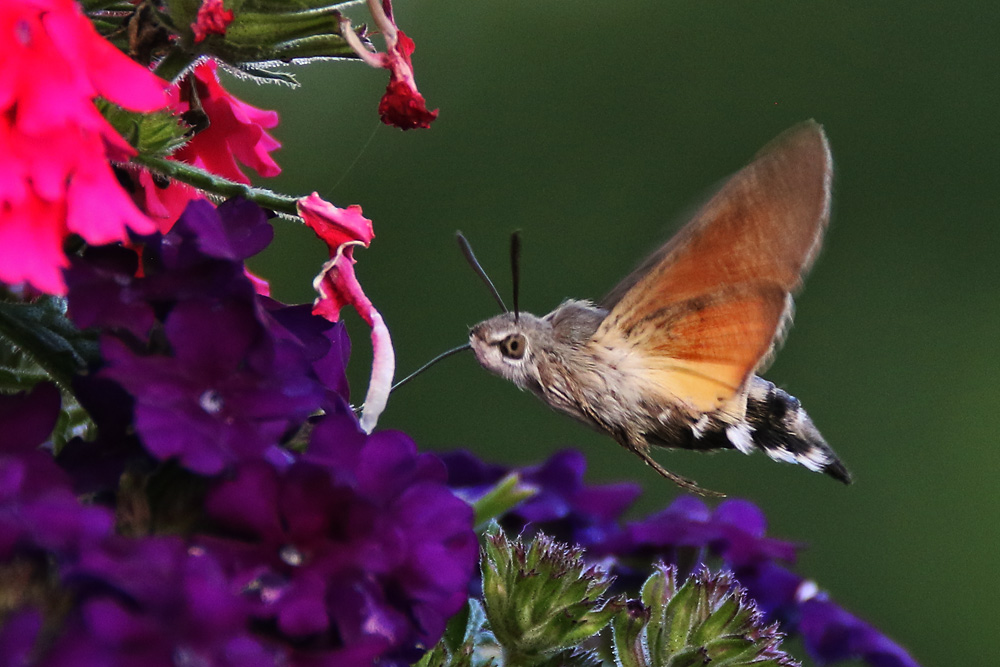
[203,416,478,664]
[49,536,272,666]
[66,199,336,476]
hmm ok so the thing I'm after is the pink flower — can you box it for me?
[340,0,438,130]
[192,0,234,43]
[137,60,281,231]
[0,0,167,294]
[298,193,394,433]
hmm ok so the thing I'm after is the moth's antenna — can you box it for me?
[510,231,521,323]
[390,342,472,394]
[456,232,507,312]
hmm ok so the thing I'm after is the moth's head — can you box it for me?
[469,312,549,387]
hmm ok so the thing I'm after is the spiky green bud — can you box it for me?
[612,565,799,667]
[481,526,624,666]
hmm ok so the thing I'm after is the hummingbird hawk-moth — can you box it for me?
[466,121,850,496]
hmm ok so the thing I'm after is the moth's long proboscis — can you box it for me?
[390,343,472,394]
[456,232,507,313]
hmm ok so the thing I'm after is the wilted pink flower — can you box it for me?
[0,0,167,294]
[298,193,394,433]
[340,0,438,130]
[192,0,234,42]
[137,60,281,231]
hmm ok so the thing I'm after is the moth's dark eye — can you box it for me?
[500,333,527,359]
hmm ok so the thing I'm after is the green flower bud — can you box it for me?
[481,526,625,666]
[612,565,799,667]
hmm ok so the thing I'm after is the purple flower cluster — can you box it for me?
[445,450,919,667]
[68,199,331,474]
[0,200,477,665]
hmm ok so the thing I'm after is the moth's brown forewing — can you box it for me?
[593,122,832,414]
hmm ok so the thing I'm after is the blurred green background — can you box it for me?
[240,2,997,664]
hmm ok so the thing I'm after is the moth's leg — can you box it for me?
[624,437,725,498]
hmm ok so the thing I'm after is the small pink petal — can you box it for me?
[0,197,67,294]
[132,61,281,230]
[376,31,438,130]
[379,79,438,131]
[192,0,235,43]
[299,193,394,433]
[341,2,437,130]
[299,192,373,251]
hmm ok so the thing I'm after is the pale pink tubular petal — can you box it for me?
[298,193,395,433]
[361,311,393,433]
[338,17,383,69]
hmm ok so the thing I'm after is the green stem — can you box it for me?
[133,154,302,219]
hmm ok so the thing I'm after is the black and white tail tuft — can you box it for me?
[743,377,852,484]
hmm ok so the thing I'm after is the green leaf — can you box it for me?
[96,99,191,157]
[0,297,98,391]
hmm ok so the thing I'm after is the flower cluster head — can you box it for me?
[205,423,477,663]
[481,527,623,660]
[613,565,798,667]
[0,0,437,298]
[0,197,477,664]
[0,0,167,294]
